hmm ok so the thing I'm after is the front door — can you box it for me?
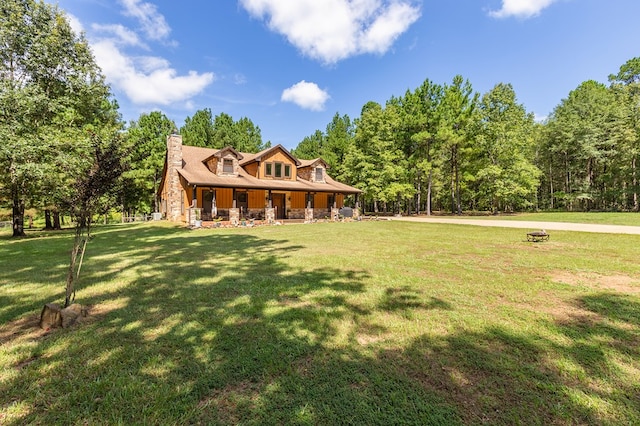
[272,193,286,219]
[237,191,248,217]
[203,191,213,220]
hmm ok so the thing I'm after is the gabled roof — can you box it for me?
[298,158,329,169]
[176,145,361,194]
[239,144,301,167]
[202,146,244,163]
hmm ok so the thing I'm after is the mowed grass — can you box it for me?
[442,211,640,226]
[1,220,639,425]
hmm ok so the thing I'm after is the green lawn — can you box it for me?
[1,220,639,425]
[433,211,640,226]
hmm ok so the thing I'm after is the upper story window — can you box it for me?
[223,159,234,174]
[265,161,291,179]
[315,167,323,181]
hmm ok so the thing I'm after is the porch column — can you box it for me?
[191,185,197,207]
[304,192,314,223]
[265,190,275,224]
[232,188,237,208]
[331,192,339,222]
[211,189,217,218]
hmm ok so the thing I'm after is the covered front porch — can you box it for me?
[186,187,359,225]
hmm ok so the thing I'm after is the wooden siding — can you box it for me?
[260,149,297,180]
[216,188,234,208]
[245,162,259,177]
[248,190,265,208]
[291,192,306,209]
[314,193,328,209]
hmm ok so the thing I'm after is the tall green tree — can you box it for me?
[544,81,617,210]
[125,111,176,213]
[0,0,114,236]
[609,57,640,210]
[436,76,478,214]
[180,108,215,147]
[323,113,355,181]
[292,130,325,160]
[180,109,268,152]
[399,79,444,215]
[345,102,413,213]
[474,83,541,212]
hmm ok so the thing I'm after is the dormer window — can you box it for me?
[223,159,234,174]
[315,167,323,182]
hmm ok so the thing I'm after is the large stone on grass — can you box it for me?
[39,303,62,329]
[39,303,87,329]
[61,303,87,328]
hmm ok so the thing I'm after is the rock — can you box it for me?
[60,303,86,328]
[39,303,62,329]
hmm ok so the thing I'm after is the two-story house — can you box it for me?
[158,132,362,224]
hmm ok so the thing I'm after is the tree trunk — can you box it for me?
[633,156,638,212]
[427,169,432,216]
[12,188,26,237]
[53,210,61,230]
[45,209,53,230]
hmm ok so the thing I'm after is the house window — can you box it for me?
[265,163,273,177]
[274,162,282,178]
[223,159,234,174]
[315,167,323,181]
[284,164,291,179]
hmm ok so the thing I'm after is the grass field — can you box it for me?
[1,220,639,425]
[427,211,640,226]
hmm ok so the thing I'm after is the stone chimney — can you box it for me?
[166,131,183,221]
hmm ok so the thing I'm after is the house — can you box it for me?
[158,132,362,224]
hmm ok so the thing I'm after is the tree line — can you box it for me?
[292,62,640,215]
[3,0,640,240]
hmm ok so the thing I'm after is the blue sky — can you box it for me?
[53,0,640,150]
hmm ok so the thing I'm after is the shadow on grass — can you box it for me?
[1,224,638,424]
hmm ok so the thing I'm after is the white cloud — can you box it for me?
[65,13,84,36]
[92,23,147,47]
[92,40,214,105]
[240,0,421,64]
[489,0,558,19]
[281,81,330,111]
[118,0,172,41]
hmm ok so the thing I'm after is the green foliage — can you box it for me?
[124,111,176,213]
[180,109,269,152]
[0,0,117,236]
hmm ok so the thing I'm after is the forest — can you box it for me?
[2,0,640,238]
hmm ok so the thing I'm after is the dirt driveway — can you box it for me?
[390,216,640,235]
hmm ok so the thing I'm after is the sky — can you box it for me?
[52,0,640,150]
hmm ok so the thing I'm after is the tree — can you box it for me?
[125,111,176,213]
[609,57,640,210]
[59,131,128,307]
[474,83,541,212]
[180,108,216,147]
[0,0,114,236]
[399,79,444,215]
[544,81,617,210]
[180,109,269,152]
[436,76,478,214]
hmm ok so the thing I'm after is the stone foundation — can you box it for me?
[331,208,340,221]
[304,208,314,223]
[288,208,305,219]
[229,208,240,226]
[265,208,275,224]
